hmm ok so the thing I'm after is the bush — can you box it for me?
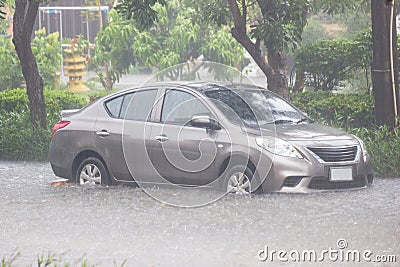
[0,36,23,90]
[87,90,114,103]
[0,88,88,111]
[295,30,372,91]
[31,29,62,89]
[0,30,62,91]
[0,89,88,161]
[352,126,400,178]
[44,90,89,124]
[291,91,374,128]
[0,88,28,112]
[295,39,357,90]
[0,111,49,160]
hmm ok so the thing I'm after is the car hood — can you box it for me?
[274,122,353,141]
[243,122,354,142]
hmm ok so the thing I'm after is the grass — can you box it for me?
[1,252,127,267]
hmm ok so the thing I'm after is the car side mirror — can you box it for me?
[190,115,221,130]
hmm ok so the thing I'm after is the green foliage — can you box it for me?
[115,0,166,30]
[312,0,358,15]
[0,88,88,114]
[0,36,23,90]
[0,0,5,20]
[201,28,243,66]
[32,28,62,89]
[92,9,137,90]
[132,2,201,69]
[295,37,368,91]
[352,126,400,178]
[301,15,331,45]
[251,0,311,51]
[333,0,371,38]
[0,111,50,161]
[0,30,62,91]
[291,91,375,128]
[295,29,374,92]
[87,90,114,102]
[351,30,373,90]
[131,0,243,80]
[0,87,27,112]
[0,88,88,160]
[200,28,244,81]
[1,251,127,267]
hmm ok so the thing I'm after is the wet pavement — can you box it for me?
[0,161,399,266]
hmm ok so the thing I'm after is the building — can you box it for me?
[35,0,112,43]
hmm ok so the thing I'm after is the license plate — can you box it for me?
[329,167,353,182]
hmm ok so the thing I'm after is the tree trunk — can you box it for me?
[12,0,46,128]
[371,0,399,127]
[267,48,289,99]
[292,70,305,93]
[228,0,289,99]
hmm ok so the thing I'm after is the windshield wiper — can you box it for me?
[296,118,309,124]
[272,119,296,124]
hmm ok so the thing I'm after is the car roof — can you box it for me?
[101,81,266,102]
[125,81,263,93]
[165,81,263,92]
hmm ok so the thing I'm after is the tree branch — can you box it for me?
[241,0,247,27]
[227,0,246,34]
[255,37,261,50]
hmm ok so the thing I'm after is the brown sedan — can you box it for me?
[49,82,373,193]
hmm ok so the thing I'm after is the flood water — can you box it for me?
[0,161,399,266]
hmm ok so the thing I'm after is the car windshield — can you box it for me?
[204,88,310,128]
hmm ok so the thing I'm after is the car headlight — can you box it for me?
[256,136,303,158]
[352,135,369,161]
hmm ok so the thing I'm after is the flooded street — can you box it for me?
[0,161,399,266]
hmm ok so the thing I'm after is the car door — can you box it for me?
[148,88,220,186]
[95,89,159,182]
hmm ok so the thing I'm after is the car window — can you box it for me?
[105,95,124,118]
[260,91,306,123]
[121,90,158,121]
[204,89,259,126]
[161,90,210,125]
[205,88,308,127]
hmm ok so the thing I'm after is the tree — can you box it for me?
[371,0,400,127]
[91,9,136,90]
[11,0,46,128]
[0,28,62,91]
[112,0,243,83]
[228,0,361,99]
[115,0,166,30]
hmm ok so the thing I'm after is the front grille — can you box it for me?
[307,146,358,162]
[308,176,367,190]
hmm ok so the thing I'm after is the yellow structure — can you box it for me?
[63,47,89,92]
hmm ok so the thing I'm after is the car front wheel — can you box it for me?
[225,166,254,194]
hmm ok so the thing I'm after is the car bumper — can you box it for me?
[255,153,373,193]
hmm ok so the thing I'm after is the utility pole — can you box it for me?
[371,0,400,127]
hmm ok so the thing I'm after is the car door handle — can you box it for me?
[96,130,110,137]
[155,135,169,142]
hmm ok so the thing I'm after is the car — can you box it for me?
[49,82,373,193]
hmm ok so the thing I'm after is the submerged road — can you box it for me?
[0,161,399,266]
